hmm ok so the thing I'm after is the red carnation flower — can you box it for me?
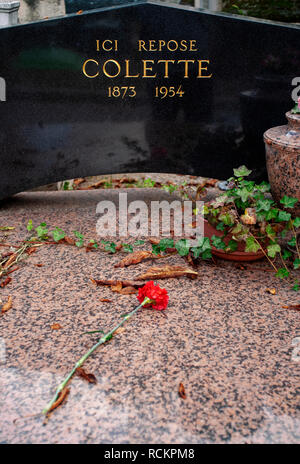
[137,281,169,311]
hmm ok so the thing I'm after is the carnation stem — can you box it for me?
[42,296,152,416]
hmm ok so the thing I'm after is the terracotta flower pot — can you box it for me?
[204,219,265,262]
[264,111,300,216]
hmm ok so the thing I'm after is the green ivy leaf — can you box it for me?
[277,211,291,222]
[152,244,161,255]
[201,249,212,260]
[226,240,238,252]
[27,220,33,232]
[134,240,145,246]
[219,212,235,226]
[89,239,98,249]
[74,230,84,247]
[159,238,174,252]
[51,227,66,242]
[282,249,292,260]
[256,199,273,212]
[256,181,270,193]
[122,244,133,253]
[288,237,297,247]
[275,268,290,279]
[104,242,116,253]
[292,282,300,292]
[293,217,300,228]
[293,259,300,270]
[266,224,276,239]
[211,235,226,250]
[175,239,190,256]
[216,222,225,231]
[236,187,251,203]
[280,195,298,209]
[265,209,278,221]
[191,247,201,259]
[245,236,261,253]
[35,223,48,240]
[233,166,252,177]
[267,243,281,258]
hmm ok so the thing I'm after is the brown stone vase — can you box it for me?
[264,111,300,216]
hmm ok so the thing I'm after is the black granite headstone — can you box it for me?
[0,1,299,199]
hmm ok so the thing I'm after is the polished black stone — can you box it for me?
[0,1,299,199]
[65,0,140,14]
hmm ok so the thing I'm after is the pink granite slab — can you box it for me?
[0,190,299,444]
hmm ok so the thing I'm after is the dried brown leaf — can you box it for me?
[51,323,62,330]
[64,236,75,246]
[0,277,11,288]
[114,250,152,268]
[76,10,83,15]
[99,298,112,302]
[26,247,37,255]
[119,286,138,295]
[85,179,107,189]
[73,178,85,187]
[91,278,144,288]
[266,288,276,295]
[111,282,123,293]
[136,265,198,280]
[1,295,12,314]
[282,304,300,311]
[196,178,218,199]
[48,387,70,414]
[76,367,97,384]
[3,253,17,269]
[178,382,187,399]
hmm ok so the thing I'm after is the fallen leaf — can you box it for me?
[114,250,152,268]
[51,323,62,330]
[266,288,276,295]
[1,295,12,314]
[119,286,138,295]
[76,367,97,384]
[0,277,11,288]
[76,10,83,15]
[3,253,17,268]
[149,237,160,245]
[91,278,144,288]
[34,263,44,267]
[73,178,85,187]
[85,179,107,189]
[48,387,70,414]
[178,382,187,399]
[119,177,136,184]
[111,282,123,293]
[64,236,75,246]
[196,179,218,199]
[26,247,37,255]
[281,304,300,311]
[136,265,198,280]
[99,298,112,302]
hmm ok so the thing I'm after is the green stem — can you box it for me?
[248,231,278,273]
[291,222,300,260]
[42,296,152,416]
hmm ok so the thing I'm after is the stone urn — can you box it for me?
[264,111,300,216]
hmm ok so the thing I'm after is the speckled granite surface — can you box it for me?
[0,190,299,444]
